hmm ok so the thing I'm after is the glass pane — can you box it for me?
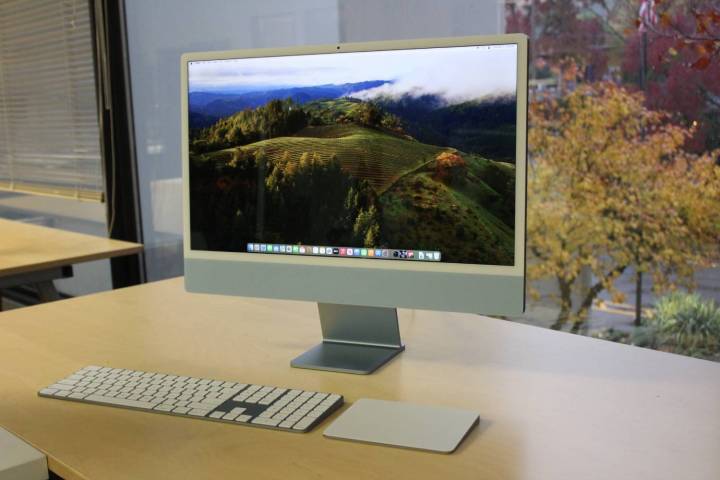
[505,0,720,362]
[126,0,505,280]
[125,0,342,281]
[0,191,111,302]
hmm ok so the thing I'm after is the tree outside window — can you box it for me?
[505,0,720,361]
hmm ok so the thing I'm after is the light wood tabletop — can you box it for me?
[0,218,142,277]
[0,277,718,480]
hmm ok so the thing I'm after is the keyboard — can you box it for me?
[38,366,344,433]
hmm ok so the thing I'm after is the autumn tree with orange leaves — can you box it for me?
[527,82,720,332]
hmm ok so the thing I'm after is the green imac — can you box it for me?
[182,34,528,374]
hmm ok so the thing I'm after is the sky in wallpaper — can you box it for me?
[189,44,517,104]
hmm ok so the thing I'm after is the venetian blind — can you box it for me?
[0,0,104,202]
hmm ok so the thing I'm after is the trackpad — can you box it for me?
[323,398,479,453]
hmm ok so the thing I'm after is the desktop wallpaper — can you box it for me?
[188,44,517,265]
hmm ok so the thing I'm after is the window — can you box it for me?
[506,0,720,362]
[0,0,103,202]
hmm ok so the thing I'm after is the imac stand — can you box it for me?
[291,303,405,374]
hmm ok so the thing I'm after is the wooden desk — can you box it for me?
[0,218,142,301]
[0,278,718,480]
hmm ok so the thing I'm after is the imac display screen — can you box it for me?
[188,44,518,265]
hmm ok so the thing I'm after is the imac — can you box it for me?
[182,34,527,374]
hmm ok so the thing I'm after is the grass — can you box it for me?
[303,98,363,122]
[379,169,514,265]
[197,124,446,193]
[190,100,517,265]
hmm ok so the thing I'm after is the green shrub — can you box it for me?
[593,327,631,344]
[629,326,659,349]
[645,292,720,358]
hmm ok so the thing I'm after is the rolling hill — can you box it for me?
[376,94,517,162]
[197,124,445,194]
[189,97,516,264]
[379,156,515,264]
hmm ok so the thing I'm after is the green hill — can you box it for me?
[303,98,362,123]
[379,154,515,264]
[189,97,517,265]
[197,124,446,193]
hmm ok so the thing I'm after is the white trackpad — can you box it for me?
[323,398,479,453]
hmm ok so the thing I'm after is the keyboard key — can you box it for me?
[85,395,158,410]
[292,418,315,430]
[39,366,342,434]
[48,383,74,391]
[321,395,341,406]
[252,417,280,427]
[305,406,329,418]
[189,401,218,410]
[189,409,210,417]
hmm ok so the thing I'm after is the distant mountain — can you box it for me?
[189,81,389,128]
[189,87,292,108]
[189,92,239,109]
[189,110,219,129]
[375,94,517,161]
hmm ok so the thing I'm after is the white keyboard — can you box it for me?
[39,366,344,433]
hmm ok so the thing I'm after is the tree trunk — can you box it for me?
[572,265,628,334]
[572,286,600,334]
[551,276,573,330]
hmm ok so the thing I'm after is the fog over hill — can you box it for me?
[350,81,514,106]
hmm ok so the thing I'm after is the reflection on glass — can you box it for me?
[505,0,720,362]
